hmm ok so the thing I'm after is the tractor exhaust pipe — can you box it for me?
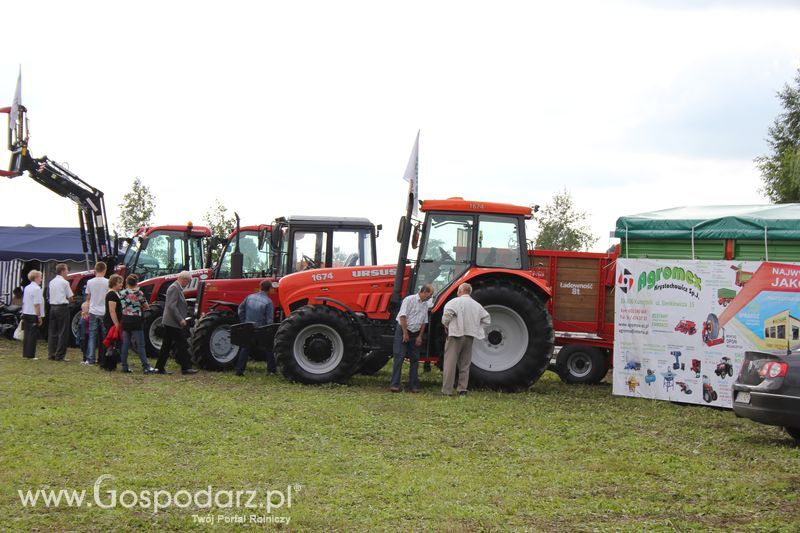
[389,191,414,316]
[230,212,244,279]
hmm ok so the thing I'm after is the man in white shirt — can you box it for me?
[21,270,45,359]
[389,283,434,392]
[84,261,109,365]
[441,282,491,396]
[47,263,74,361]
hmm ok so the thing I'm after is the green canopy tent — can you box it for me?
[614,205,800,260]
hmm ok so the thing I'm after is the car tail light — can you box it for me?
[759,362,788,379]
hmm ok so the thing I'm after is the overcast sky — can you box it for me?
[1,0,799,263]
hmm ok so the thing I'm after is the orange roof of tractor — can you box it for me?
[421,198,534,218]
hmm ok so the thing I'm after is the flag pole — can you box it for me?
[389,132,419,314]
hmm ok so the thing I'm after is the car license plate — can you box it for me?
[735,391,751,404]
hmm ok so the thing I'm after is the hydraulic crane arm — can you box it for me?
[2,87,114,265]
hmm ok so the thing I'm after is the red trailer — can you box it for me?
[529,248,617,384]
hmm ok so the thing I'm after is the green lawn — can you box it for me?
[0,338,798,531]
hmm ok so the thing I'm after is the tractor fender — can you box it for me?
[207,299,240,314]
[431,269,551,314]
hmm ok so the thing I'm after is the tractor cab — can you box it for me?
[272,215,377,275]
[120,224,211,281]
[406,199,532,300]
[215,225,273,279]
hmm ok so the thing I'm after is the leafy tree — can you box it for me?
[116,177,156,235]
[757,69,800,202]
[203,199,237,263]
[533,189,597,251]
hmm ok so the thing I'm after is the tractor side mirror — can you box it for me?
[270,226,282,250]
[411,224,421,249]
[376,224,382,238]
[396,216,407,244]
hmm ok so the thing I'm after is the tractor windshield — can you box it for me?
[132,231,204,279]
[414,214,474,294]
[217,231,272,278]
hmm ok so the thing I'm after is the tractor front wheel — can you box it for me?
[555,345,608,384]
[190,311,240,371]
[143,304,164,358]
[468,279,554,391]
[275,305,362,384]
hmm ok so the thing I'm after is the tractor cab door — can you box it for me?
[132,230,204,280]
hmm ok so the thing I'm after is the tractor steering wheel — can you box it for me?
[302,254,321,270]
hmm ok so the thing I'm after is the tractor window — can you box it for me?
[476,215,522,269]
[133,231,195,280]
[414,214,474,294]
[293,231,327,272]
[218,232,271,278]
[122,238,141,269]
[332,230,373,267]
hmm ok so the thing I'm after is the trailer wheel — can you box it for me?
[468,279,554,391]
[703,390,711,403]
[143,304,164,358]
[275,305,362,384]
[358,350,392,375]
[555,345,608,384]
[785,427,800,443]
[190,311,239,371]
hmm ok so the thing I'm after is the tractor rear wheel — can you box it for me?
[358,350,392,375]
[275,305,362,384]
[143,304,164,358]
[190,311,240,371]
[555,345,608,384]
[468,279,554,391]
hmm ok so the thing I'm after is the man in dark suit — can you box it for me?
[155,271,198,375]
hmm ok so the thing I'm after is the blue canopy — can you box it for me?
[0,226,88,261]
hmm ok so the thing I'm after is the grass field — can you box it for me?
[1,338,799,531]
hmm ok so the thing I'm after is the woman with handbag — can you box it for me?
[118,274,156,374]
[100,274,124,370]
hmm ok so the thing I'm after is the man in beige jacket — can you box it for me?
[441,283,491,396]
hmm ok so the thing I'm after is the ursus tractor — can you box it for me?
[250,195,555,391]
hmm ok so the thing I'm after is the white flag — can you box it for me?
[10,68,21,133]
[402,130,419,215]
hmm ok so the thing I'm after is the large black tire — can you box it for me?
[703,390,711,403]
[706,313,719,339]
[555,345,608,384]
[467,279,554,391]
[190,311,240,371]
[68,303,83,347]
[143,304,164,358]
[785,427,800,443]
[358,350,392,375]
[274,305,362,384]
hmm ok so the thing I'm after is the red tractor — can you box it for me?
[246,196,555,391]
[189,216,379,370]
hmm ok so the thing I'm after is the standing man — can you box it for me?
[235,280,274,376]
[389,283,434,393]
[155,271,198,375]
[84,261,109,365]
[441,283,491,396]
[21,270,44,359]
[47,263,74,361]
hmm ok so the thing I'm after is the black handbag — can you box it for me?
[101,345,120,371]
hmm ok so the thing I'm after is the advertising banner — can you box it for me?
[613,259,800,407]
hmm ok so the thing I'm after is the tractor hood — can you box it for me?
[276,264,412,319]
